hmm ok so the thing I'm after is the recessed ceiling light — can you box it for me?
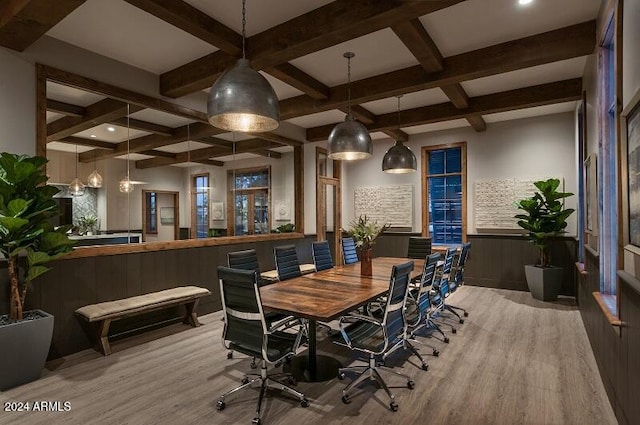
[519,0,533,5]
[90,134,97,138]
[107,126,115,132]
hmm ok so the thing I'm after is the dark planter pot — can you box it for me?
[0,310,54,391]
[524,265,564,301]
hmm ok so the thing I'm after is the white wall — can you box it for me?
[623,0,640,109]
[0,47,35,155]
[340,112,578,236]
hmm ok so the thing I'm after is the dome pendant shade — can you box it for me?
[207,59,279,132]
[382,140,417,173]
[327,116,373,161]
[119,176,134,193]
[87,169,103,188]
[69,177,85,196]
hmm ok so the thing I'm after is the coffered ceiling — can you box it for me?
[0,0,601,168]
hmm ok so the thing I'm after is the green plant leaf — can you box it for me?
[0,216,29,233]
[6,198,32,217]
[27,250,51,266]
[39,231,76,252]
[26,265,50,282]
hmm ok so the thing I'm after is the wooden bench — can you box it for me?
[75,286,211,355]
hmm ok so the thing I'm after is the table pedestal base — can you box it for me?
[285,354,341,382]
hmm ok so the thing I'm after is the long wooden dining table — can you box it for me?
[260,257,423,382]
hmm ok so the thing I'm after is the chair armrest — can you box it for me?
[338,313,384,348]
[267,315,302,333]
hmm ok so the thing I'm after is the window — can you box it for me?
[422,143,466,245]
[191,173,209,239]
[598,14,620,296]
[145,191,157,234]
[227,167,270,236]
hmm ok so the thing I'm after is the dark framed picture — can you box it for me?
[625,101,640,246]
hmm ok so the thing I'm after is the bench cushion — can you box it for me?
[75,286,211,322]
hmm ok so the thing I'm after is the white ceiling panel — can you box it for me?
[286,110,346,128]
[114,153,154,161]
[260,72,305,100]
[370,132,390,140]
[129,109,196,128]
[46,81,105,106]
[213,153,255,162]
[47,0,217,74]
[461,57,588,97]
[155,141,213,153]
[361,88,450,115]
[46,111,64,123]
[72,124,150,142]
[403,119,470,135]
[47,141,95,153]
[184,0,334,36]
[271,146,294,153]
[420,0,601,57]
[213,133,255,142]
[290,28,418,86]
[483,102,577,123]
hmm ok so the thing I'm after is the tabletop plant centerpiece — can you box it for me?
[345,215,390,277]
[0,152,75,390]
[78,214,99,235]
[514,178,574,301]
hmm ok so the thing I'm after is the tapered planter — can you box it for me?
[524,265,564,301]
[360,249,373,277]
[0,310,54,391]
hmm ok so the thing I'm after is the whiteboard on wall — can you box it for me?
[475,179,550,231]
[354,185,413,228]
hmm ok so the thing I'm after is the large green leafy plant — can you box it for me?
[514,178,574,268]
[345,215,390,252]
[0,153,74,321]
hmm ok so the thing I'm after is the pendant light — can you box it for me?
[327,52,372,161]
[382,95,417,173]
[119,105,134,193]
[87,154,103,188]
[207,0,279,132]
[69,143,85,196]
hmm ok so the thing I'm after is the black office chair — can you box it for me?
[274,245,302,281]
[446,242,471,318]
[216,266,308,424]
[312,240,333,271]
[406,253,449,356]
[341,237,359,265]
[228,249,260,273]
[334,260,416,411]
[407,237,431,259]
[430,248,464,333]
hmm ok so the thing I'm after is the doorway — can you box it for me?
[142,190,179,242]
[316,148,342,264]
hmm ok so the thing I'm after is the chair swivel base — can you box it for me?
[338,355,414,411]
[284,354,342,382]
[216,365,308,424]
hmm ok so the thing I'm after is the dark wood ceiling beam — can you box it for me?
[79,122,224,162]
[0,0,86,51]
[140,149,176,158]
[56,136,116,150]
[46,99,86,117]
[281,20,595,120]
[465,115,487,132]
[47,99,144,142]
[306,79,582,141]
[160,0,465,97]
[340,105,376,125]
[123,0,242,55]
[195,159,224,167]
[264,63,330,100]
[382,129,409,142]
[247,132,303,147]
[40,65,208,123]
[440,84,487,130]
[110,117,174,137]
[391,19,443,73]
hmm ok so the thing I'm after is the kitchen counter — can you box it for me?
[69,233,141,246]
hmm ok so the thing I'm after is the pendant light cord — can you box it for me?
[397,95,402,130]
[347,55,352,117]
[126,103,130,179]
[241,0,246,59]
[75,143,79,178]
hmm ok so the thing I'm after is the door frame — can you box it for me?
[141,189,179,242]
[316,147,342,264]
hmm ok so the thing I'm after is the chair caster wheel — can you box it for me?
[342,395,351,404]
[252,418,261,425]
[459,319,465,324]
[390,401,398,412]
[421,364,429,371]
[338,372,346,380]
[300,398,309,408]
[444,337,450,344]
[432,349,439,357]
[288,376,297,385]
[227,352,233,359]
[250,360,258,369]
[452,328,457,334]
[407,380,415,389]
[241,377,250,385]
[464,312,469,317]
[216,400,225,411]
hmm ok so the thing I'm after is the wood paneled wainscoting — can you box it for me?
[577,247,640,425]
[372,233,577,296]
[0,234,316,360]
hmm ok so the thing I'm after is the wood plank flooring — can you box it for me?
[0,286,616,425]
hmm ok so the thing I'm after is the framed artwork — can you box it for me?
[211,201,224,221]
[584,153,597,234]
[625,97,640,247]
[160,207,174,225]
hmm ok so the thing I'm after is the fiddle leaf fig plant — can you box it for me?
[0,153,75,321]
[345,215,390,252]
[514,178,574,268]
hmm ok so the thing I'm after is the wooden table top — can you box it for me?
[260,257,423,322]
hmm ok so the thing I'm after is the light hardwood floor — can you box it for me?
[0,286,617,425]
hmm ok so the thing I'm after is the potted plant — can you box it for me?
[78,214,98,235]
[0,153,75,390]
[345,215,390,276]
[514,178,574,301]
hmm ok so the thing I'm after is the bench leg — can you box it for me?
[183,299,201,327]
[95,319,112,356]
